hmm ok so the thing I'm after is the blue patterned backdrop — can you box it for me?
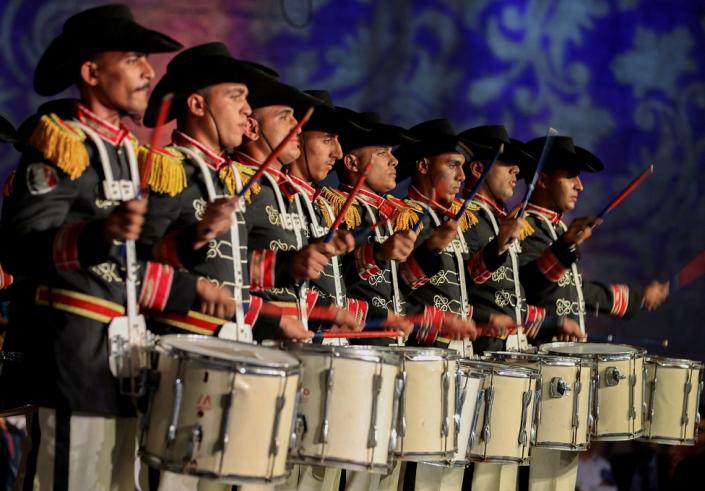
[1,0,704,359]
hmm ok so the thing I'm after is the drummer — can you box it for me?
[0,6,235,489]
[138,42,312,343]
[518,135,670,340]
[288,91,412,338]
[232,74,361,337]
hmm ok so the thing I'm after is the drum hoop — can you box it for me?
[286,343,402,366]
[390,346,460,361]
[645,356,704,369]
[483,351,587,368]
[540,342,646,358]
[157,334,300,369]
[459,360,539,378]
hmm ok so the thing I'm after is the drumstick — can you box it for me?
[671,249,705,290]
[455,143,504,221]
[593,164,654,224]
[238,107,314,198]
[324,164,371,242]
[585,334,669,349]
[518,128,558,218]
[139,93,173,189]
[313,330,402,340]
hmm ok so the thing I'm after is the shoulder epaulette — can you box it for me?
[518,216,536,241]
[450,199,479,232]
[27,114,88,180]
[232,162,261,203]
[391,199,424,231]
[138,145,187,197]
[318,186,361,229]
[313,195,334,228]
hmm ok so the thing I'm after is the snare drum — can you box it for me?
[541,342,645,440]
[485,351,593,451]
[390,347,459,461]
[642,356,704,445]
[465,360,539,465]
[286,344,401,473]
[140,335,301,484]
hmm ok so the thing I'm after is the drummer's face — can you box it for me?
[544,168,583,212]
[486,160,520,202]
[84,51,155,115]
[353,146,398,193]
[424,152,465,205]
[301,130,343,182]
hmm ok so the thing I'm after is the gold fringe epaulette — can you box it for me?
[138,145,187,197]
[518,218,535,241]
[27,114,88,180]
[318,187,361,229]
[450,199,479,232]
[314,195,334,228]
[391,199,424,231]
[233,162,261,203]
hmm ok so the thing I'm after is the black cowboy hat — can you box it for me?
[0,115,17,145]
[394,118,474,180]
[144,42,277,127]
[338,111,415,154]
[246,75,322,117]
[459,125,535,178]
[524,136,604,175]
[34,4,182,96]
[298,90,370,134]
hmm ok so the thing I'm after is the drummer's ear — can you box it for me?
[343,153,359,173]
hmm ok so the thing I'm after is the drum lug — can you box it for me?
[389,372,405,453]
[549,377,571,398]
[571,380,582,430]
[454,369,465,450]
[467,388,485,452]
[185,424,203,463]
[482,386,495,443]
[214,390,234,454]
[696,380,704,441]
[269,394,286,456]
[605,366,626,387]
[589,374,598,432]
[316,367,335,445]
[518,390,532,446]
[167,376,184,446]
[398,370,408,439]
[441,367,451,438]
[681,379,693,427]
[629,373,637,420]
[367,373,383,449]
[531,387,542,445]
[289,385,305,451]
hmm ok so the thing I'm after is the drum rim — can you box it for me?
[458,359,540,378]
[645,355,704,369]
[289,454,393,473]
[285,343,402,365]
[482,350,591,367]
[539,341,647,358]
[157,334,301,369]
[386,346,461,361]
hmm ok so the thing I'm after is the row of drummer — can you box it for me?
[0,4,669,490]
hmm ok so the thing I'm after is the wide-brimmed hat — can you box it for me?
[394,118,474,180]
[338,111,415,154]
[459,125,535,178]
[524,136,604,175]
[34,4,182,96]
[299,90,369,134]
[144,42,275,127]
[246,75,322,117]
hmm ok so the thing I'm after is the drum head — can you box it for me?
[645,356,704,369]
[286,343,401,365]
[540,342,645,357]
[159,335,299,368]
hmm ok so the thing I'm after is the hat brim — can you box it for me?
[0,115,17,144]
[144,57,271,127]
[340,123,414,154]
[34,21,181,96]
[248,79,321,116]
[304,106,370,134]
[395,135,474,181]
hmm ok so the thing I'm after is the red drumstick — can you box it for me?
[596,164,654,219]
[314,330,402,340]
[324,164,372,242]
[238,107,315,198]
